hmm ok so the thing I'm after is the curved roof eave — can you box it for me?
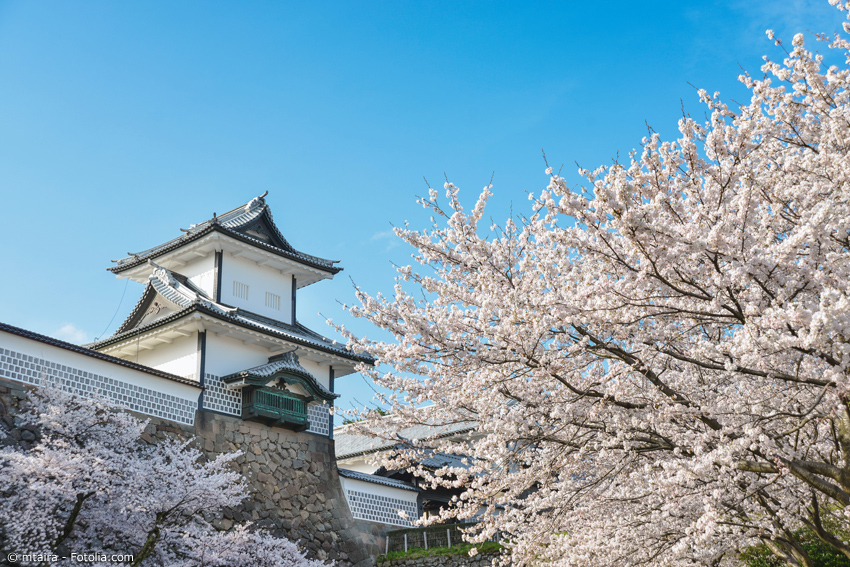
[88,304,375,366]
[108,224,342,276]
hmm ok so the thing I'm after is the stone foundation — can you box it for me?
[378,551,502,567]
[0,377,384,567]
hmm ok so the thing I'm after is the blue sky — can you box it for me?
[0,0,844,413]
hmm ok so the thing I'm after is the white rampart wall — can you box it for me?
[132,332,198,380]
[0,330,200,425]
[221,253,293,321]
[339,476,419,527]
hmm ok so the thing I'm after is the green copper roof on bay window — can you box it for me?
[222,351,339,402]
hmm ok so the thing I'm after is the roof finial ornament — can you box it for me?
[245,191,269,212]
[147,259,175,285]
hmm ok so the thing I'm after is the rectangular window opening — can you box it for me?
[233,281,249,300]
[265,291,281,310]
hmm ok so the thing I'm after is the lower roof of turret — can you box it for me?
[88,303,373,365]
[88,262,372,367]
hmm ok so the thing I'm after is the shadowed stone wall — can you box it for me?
[0,377,384,567]
[378,551,503,567]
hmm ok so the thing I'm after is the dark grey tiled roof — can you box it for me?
[337,468,419,492]
[0,321,202,388]
[418,452,472,471]
[91,264,373,365]
[334,413,476,460]
[222,351,338,400]
[225,351,310,379]
[109,194,340,274]
[232,310,361,360]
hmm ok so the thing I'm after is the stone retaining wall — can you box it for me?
[378,551,503,567]
[0,377,383,567]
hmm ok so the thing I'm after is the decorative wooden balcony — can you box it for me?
[242,387,309,430]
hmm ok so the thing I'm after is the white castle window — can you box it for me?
[265,291,281,310]
[233,281,249,300]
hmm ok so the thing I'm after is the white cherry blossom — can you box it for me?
[339,6,850,566]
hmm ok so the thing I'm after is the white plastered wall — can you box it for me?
[220,253,293,321]
[299,357,330,390]
[130,333,199,381]
[169,254,216,298]
[204,333,274,377]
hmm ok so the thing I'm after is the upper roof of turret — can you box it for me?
[109,193,341,276]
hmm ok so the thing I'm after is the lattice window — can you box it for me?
[306,402,330,436]
[202,373,241,416]
[0,348,197,425]
[233,281,249,300]
[265,291,281,310]
[345,489,418,527]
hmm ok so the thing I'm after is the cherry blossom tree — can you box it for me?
[339,4,850,566]
[0,386,329,567]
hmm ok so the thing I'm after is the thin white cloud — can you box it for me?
[370,230,401,251]
[727,0,845,44]
[54,323,88,344]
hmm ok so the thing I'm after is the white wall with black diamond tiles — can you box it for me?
[0,330,200,425]
[340,479,419,528]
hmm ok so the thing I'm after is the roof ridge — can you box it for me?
[109,194,341,275]
[336,468,418,492]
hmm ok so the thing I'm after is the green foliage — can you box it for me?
[740,529,850,567]
[739,545,784,567]
[378,541,502,562]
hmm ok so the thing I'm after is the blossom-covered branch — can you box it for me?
[338,3,850,566]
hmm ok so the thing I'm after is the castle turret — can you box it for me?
[89,193,372,436]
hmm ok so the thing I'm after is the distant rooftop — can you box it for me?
[334,409,476,460]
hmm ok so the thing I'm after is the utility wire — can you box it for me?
[95,278,129,341]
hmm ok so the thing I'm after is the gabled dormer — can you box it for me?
[115,262,230,334]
